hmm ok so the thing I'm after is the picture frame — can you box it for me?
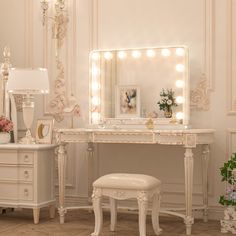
[35,118,54,144]
[115,85,140,118]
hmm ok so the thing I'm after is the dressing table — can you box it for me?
[55,46,214,235]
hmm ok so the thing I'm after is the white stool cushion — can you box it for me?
[93,173,161,190]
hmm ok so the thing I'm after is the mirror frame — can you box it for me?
[89,45,189,128]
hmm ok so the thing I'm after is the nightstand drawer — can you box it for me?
[19,184,33,201]
[18,152,34,164]
[0,166,17,180]
[0,151,17,164]
[19,167,33,181]
[0,183,17,200]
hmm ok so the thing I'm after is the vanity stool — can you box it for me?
[91,173,162,236]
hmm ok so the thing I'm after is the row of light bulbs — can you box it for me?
[92,48,185,61]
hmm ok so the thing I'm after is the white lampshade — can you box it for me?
[7,68,49,94]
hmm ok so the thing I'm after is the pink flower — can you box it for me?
[0,116,13,133]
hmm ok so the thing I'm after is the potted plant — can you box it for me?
[220,153,236,233]
[157,88,178,118]
[0,116,13,144]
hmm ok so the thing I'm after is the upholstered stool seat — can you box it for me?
[91,173,162,236]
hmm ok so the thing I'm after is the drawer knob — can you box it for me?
[24,189,29,196]
[24,155,29,162]
[24,170,29,178]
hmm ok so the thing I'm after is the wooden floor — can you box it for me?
[0,208,228,236]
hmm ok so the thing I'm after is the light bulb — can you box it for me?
[92,66,100,76]
[118,51,127,59]
[176,64,185,72]
[92,112,101,122]
[92,81,100,91]
[176,96,184,104]
[176,48,185,56]
[91,52,100,60]
[104,52,113,60]
[161,49,171,57]
[176,112,184,120]
[92,97,100,106]
[132,50,141,58]
[146,49,155,58]
[175,80,185,88]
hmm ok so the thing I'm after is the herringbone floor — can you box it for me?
[0,209,229,236]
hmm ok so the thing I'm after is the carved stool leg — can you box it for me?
[138,192,148,236]
[91,192,103,236]
[110,197,117,231]
[152,193,162,235]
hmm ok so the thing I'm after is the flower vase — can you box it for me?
[164,109,172,118]
[0,132,11,144]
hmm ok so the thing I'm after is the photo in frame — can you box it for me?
[115,85,140,118]
[35,119,54,144]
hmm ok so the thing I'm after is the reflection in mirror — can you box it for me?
[89,46,189,128]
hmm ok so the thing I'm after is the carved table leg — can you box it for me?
[184,148,194,235]
[58,144,67,224]
[87,142,95,201]
[33,208,40,224]
[201,144,210,222]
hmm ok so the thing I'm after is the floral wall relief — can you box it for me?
[190,75,210,111]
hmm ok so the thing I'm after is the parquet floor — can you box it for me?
[0,209,229,236]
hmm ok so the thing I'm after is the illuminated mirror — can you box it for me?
[89,46,189,127]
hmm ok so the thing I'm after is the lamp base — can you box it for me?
[19,129,35,144]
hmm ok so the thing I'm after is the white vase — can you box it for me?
[0,132,11,144]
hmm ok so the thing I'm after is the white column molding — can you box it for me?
[226,129,236,159]
[190,0,214,111]
[226,0,236,115]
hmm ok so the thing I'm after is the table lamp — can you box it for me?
[6,68,49,144]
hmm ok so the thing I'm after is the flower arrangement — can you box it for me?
[157,88,178,117]
[0,116,13,133]
[219,153,236,206]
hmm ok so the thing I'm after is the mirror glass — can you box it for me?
[89,46,189,127]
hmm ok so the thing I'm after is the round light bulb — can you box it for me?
[176,48,185,56]
[176,112,184,120]
[91,52,100,60]
[176,64,185,72]
[92,66,100,76]
[161,49,171,57]
[104,52,113,60]
[176,96,184,104]
[92,112,101,122]
[175,80,185,88]
[92,97,100,106]
[146,49,155,58]
[92,81,100,91]
[118,51,127,59]
[132,50,141,58]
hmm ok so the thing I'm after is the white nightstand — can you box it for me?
[0,144,56,224]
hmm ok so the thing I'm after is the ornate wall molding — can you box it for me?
[226,129,236,159]
[226,0,236,115]
[190,78,210,111]
[190,0,214,111]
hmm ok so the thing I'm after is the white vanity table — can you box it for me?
[55,127,214,235]
[55,46,214,235]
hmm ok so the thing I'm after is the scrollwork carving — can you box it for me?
[190,77,210,111]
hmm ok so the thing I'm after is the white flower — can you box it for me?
[167,100,172,105]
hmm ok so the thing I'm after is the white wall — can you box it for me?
[0,0,234,219]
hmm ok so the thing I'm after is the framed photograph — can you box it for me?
[35,119,54,144]
[115,85,140,118]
